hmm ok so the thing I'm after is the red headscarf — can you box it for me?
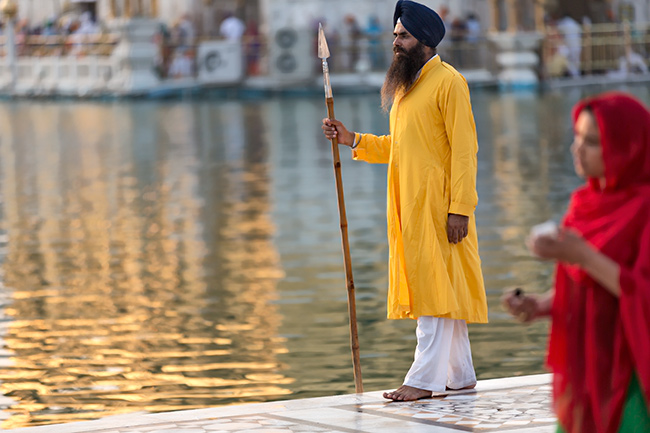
[548,92,650,433]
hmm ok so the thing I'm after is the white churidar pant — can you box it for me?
[403,316,477,393]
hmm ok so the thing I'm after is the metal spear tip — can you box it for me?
[318,23,330,59]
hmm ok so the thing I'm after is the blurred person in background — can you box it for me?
[438,5,451,30]
[74,11,98,36]
[15,18,30,56]
[219,11,244,42]
[243,19,262,76]
[42,18,58,36]
[339,14,362,71]
[465,13,480,43]
[70,11,99,56]
[502,92,650,433]
[366,15,385,70]
[322,0,487,401]
[176,13,196,49]
[555,13,582,77]
[544,16,572,78]
[154,22,172,77]
[464,12,482,69]
[449,16,466,66]
[167,14,196,78]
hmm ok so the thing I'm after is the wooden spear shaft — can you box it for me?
[325,97,363,393]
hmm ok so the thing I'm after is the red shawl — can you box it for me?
[548,92,650,433]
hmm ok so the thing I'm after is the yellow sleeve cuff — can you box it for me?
[351,132,361,149]
[449,202,475,217]
[351,133,364,159]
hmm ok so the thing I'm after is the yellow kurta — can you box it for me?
[353,56,488,323]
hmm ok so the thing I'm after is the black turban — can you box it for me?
[393,0,445,48]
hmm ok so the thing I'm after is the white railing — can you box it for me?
[0,33,119,57]
[541,22,650,79]
[0,33,120,95]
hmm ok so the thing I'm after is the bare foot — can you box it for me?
[446,383,476,391]
[383,385,432,401]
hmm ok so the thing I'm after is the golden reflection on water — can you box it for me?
[0,102,291,428]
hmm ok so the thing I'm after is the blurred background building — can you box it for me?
[0,0,649,95]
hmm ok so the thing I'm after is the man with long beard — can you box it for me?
[322,0,487,401]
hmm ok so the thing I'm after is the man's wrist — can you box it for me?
[350,132,361,148]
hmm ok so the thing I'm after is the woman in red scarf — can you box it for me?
[503,92,650,433]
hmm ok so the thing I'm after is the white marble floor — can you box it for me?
[7,374,556,433]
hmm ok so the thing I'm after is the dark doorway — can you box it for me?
[73,1,98,22]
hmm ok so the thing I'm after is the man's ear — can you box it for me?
[423,46,436,59]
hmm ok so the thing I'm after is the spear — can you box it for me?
[318,23,363,394]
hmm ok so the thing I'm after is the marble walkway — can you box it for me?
[8,374,555,433]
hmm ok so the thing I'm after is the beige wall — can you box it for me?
[12,0,62,25]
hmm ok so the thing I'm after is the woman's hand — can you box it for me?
[322,118,355,147]
[527,228,592,266]
[501,289,552,323]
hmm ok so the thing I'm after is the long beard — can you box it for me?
[381,43,427,112]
